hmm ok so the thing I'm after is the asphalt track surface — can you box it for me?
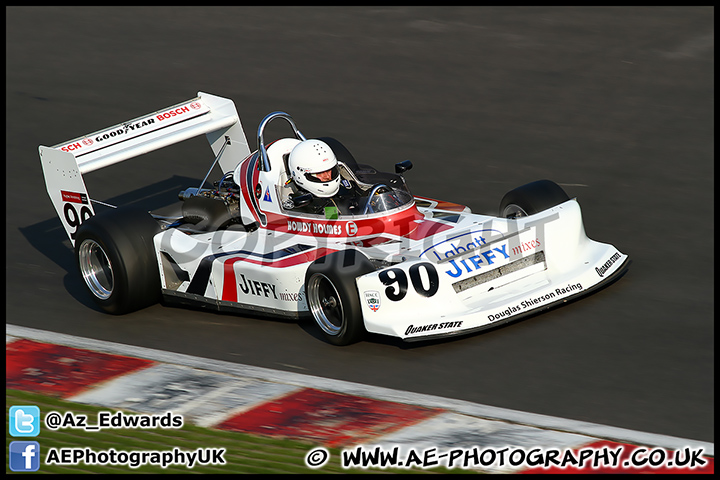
[6,7,714,444]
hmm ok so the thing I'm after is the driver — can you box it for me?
[286,139,362,215]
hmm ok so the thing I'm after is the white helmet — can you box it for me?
[287,139,340,198]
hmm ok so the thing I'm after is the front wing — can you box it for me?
[355,199,629,341]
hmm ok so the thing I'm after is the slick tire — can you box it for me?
[305,249,375,346]
[74,207,162,315]
[499,179,570,218]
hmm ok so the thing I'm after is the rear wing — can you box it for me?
[38,92,250,245]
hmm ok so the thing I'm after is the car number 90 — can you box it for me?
[378,263,439,301]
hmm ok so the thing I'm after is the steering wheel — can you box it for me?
[361,183,392,215]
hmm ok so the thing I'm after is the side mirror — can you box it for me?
[395,160,413,174]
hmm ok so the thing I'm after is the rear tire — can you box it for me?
[499,179,570,218]
[305,250,375,345]
[75,207,162,314]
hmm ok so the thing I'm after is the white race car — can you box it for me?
[39,92,629,345]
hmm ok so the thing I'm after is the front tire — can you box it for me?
[499,179,570,218]
[75,207,162,314]
[305,250,375,345]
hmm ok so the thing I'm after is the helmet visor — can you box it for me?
[305,166,339,184]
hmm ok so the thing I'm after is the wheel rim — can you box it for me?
[503,203,529,219]
[78,239,114,300]
[307,273,345,336]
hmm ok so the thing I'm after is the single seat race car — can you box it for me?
[39,92,629,345]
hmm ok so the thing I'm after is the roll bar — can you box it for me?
[257,111,306,171]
